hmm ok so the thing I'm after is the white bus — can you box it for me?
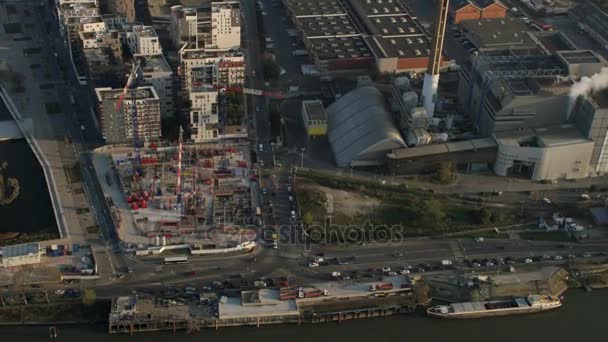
[163,256,189,265]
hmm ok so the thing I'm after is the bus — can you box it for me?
[163,256,189,265]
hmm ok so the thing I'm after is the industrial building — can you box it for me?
[283,0,439,74]
[95,86,162,144]
[135,54,175,119]
[449,0,507,24]
[493,125,594,180]
[459,18,539,54]
[326,86,406,167]
[301,100,328,136]
[1,242,43,268]
[571,90,608,175]
[569,2,608,51]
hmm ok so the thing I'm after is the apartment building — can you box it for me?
[135,54,175,119]
[210,1,241,49]
[171,5,198,48]
[95,86,161,144]
[128,25,162,55]
[106,0,137,22]
[190,69,220,142]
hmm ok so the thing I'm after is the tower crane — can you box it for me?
[116,61,143,176]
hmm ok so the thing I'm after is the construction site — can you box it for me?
[93,139,257,249]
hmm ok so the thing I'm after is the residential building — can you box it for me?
[128,25,162,56]
[135,54,175,119]
[189,67,220,142]
[106,0,137,22]
[171,5,198,48]
[1,243,43,268]
[210,1,241,49]
[95,86,161,144]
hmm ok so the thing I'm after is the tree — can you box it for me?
[302,212,314,226]
[478,207,493,225]
[414,199,445,229]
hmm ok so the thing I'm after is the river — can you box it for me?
[1,289,605,341]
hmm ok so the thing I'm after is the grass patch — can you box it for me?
[45,102,62,114]
[86,225,100,234]
[519,231,574,242]
[76,207,90,215]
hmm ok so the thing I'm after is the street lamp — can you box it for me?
[300,147,306,168]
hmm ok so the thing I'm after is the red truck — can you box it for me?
[370,283,394,291]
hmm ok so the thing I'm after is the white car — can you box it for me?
[387,271,398,276]
[400,269,410,275]
[381,267,391,272]
[308,262,319,268]
[524,258,533,263]
[542,198,552,205]
[554,255,563,260]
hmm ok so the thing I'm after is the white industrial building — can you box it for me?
[211,1,241,49]
[1,243,43,268]
[128,25,162,56]
[493,125,594,181]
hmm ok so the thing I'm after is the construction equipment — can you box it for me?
[116,61,143,174]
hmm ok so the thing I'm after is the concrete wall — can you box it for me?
[494,140,593,180]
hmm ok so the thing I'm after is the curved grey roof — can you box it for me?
[326,86,406,167]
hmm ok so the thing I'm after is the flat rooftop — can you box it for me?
[348,0,411,17]
[303,100,327,121]
[461,18,536,50]
[557,50,603,65]
[388,137,497,159]
[286,0,346,17]
[132,25,158,37]
[367,35,430,58]
[218,289,298,319]
[296,15,359,38]
[534,32,575,55]
[135,54,172,73]
[494,125,589,147]
[1,243,40,258]
[307,36,373,59]
[181,48,243,60]
[95,86,159,101]
[364,15,422,36]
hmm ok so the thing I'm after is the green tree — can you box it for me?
[302,212,314,226]
[414,199,445,229]
[436,161,455,184]
[478,207,493,225]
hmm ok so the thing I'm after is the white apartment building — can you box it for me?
[180,48,245,91]
[95,86,162,144]
[171,5,198,48]
[128,25,162,55]
[135,54,175,119]
[211,1,241,49]
[189,65,220,142]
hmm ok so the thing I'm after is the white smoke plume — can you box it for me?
[568,67,608,118]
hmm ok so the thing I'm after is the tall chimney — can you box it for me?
[422,0,450,119]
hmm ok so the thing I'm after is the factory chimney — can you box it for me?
[422,0,450,119]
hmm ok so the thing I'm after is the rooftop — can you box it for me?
[286,0,345,17]
[181,48,243,60]
[1,243,40,259]
[451,0,506,10]
[349,0,411,17]
[365,15,423,36]
[388,137,497,159]
[534,32,576,55]
[132,25,158,38]
[494,125,589,147]
[218,289,298,319]
[303,100,327,121]
[557,50,603,65]
[95,86,159,101]
[367,35,430,58]
[296,15,359,38]
[461,18,536,50]
[307,36,374,60]
[135,54,172,74]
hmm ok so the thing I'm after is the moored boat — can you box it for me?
[427,294,562,319]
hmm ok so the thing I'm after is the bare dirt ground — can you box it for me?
[299,183,380,218]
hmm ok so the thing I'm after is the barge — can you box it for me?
[427,295,561,319]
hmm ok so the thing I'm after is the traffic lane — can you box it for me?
[260,0,301,76]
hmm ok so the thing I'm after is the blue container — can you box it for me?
[72,244,80,252]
